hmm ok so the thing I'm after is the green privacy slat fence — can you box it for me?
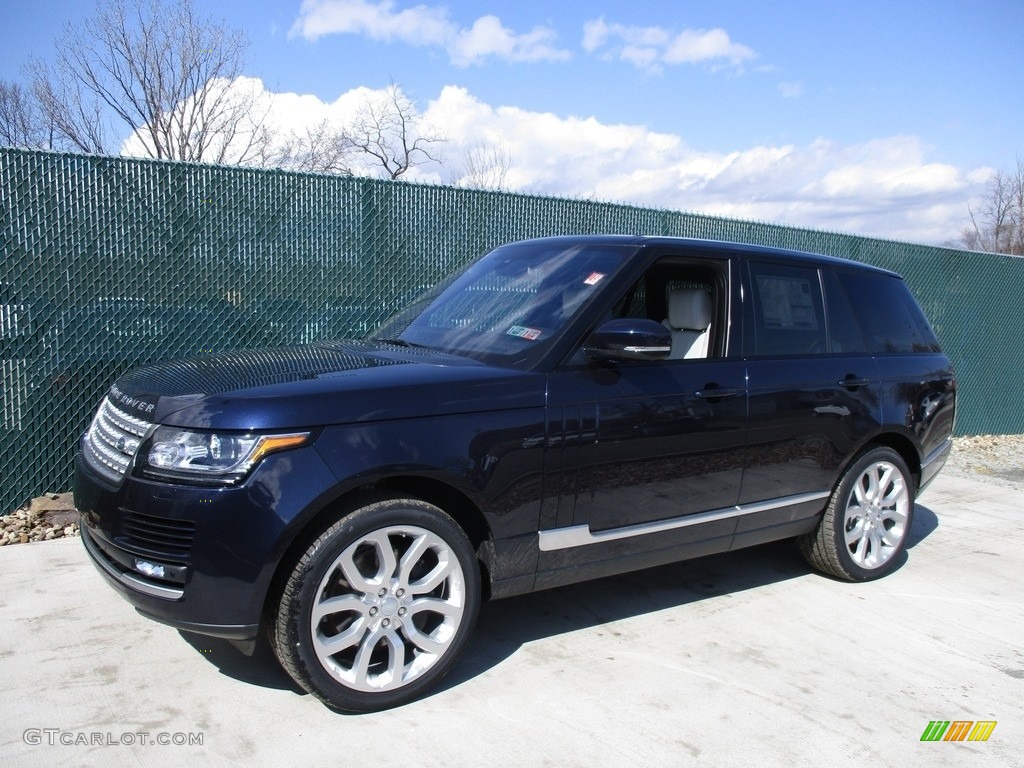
[2,147,1021,512]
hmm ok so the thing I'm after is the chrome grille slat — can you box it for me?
[83,397,153,483]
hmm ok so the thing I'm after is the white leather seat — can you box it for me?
[662,288,712,359]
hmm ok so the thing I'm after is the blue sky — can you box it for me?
[2,0,1022,243]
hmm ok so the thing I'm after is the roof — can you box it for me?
[508,234,900,277]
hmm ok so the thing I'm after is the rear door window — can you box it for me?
[747,262,826,357]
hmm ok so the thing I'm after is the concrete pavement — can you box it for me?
[1,473,1021,767]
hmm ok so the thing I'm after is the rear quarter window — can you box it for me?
[835,271,941,354]
[822,270,867,354]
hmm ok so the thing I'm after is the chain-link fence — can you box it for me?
[2,147,1021,512]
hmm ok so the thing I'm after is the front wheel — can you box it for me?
[800,447,915,581]
[273,497,481,712]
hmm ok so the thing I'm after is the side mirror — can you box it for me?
[584,318,672,362]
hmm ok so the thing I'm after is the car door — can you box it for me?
[536,252,748,582]
[737,259,882,548]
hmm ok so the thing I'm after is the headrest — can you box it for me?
[666,288,712,331]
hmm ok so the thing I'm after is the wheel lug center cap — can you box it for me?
[380,596,400,616]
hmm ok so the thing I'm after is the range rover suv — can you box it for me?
[74,236,956,712]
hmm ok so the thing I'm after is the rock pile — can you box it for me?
[0,493,79,546]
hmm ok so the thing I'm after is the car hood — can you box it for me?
[108,341,545,430]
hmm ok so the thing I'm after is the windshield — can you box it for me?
[371,241,632,368]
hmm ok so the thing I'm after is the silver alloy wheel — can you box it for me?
[310,524,468,693]
[843,460,910,569]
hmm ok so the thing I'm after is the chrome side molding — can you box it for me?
[538,492,830,551]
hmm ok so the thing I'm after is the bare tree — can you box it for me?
[454,139,514,191]
[271,119,355,175]
[28,0,269,163]
[0,79,50,149]
[349,84,445,180]
[953,158,1024,256]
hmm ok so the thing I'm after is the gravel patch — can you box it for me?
[1,434,1020,547]
[943,434,1024,490]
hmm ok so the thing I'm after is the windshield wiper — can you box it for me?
[374,337,430,350]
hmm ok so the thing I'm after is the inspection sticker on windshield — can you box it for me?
[507,325,542,340]
[584,272,605,286]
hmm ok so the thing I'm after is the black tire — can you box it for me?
[272,497,481,712]
[800,446,915,581]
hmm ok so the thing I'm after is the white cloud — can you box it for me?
[449,15,570,66]
[289,0,452,45]
[583,18,755,73]
[778,81,803,99]
[582,17,669,53]
[122,78,985,244]
[421,87,982,242]
[663,28,755,65]
[289,0,569,66]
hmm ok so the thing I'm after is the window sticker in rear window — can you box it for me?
[756,275,819,331]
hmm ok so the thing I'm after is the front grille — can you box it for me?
[119,510,196,556]
[83,397,153,483]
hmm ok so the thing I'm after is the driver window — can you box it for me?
[660,279,714,359]
[613,261,721,361]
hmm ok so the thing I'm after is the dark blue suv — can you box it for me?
[74,236,956,711]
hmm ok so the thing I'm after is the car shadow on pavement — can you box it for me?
[443,506,942,698]
[906,502,939,549]
[440,538,824,697]
[174,506,941,707]
[172,540,813,702]
[178,630,308,697]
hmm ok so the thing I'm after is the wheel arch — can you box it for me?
[263,474,496,627]
[858,431,923,491]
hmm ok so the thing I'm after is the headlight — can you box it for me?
[143,427,310,484]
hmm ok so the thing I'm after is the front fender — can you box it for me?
[311,409,548,542]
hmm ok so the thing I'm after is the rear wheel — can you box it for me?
[800,447,915,581]
[273,497,481,712]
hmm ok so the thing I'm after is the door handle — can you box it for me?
[694,387,738,400]
[838,376,869,390]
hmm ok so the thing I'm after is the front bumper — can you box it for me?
[74,442,339,640]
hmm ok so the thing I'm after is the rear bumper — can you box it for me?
[919,436,953,493]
